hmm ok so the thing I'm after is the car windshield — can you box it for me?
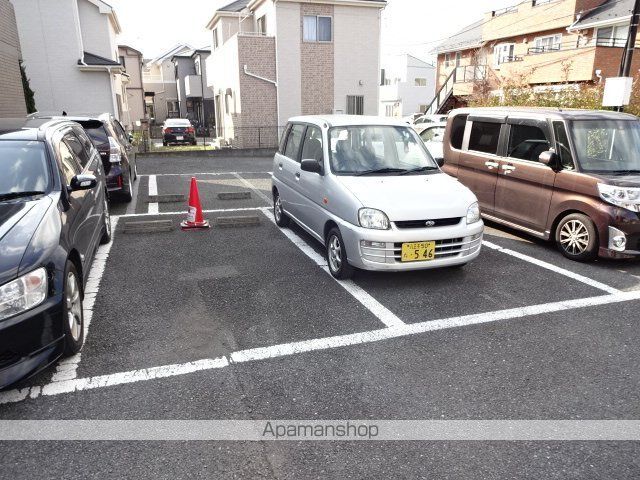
[570,120,640,173]
[0,141,50,197]
[420,126,445,143]
[329,125,437,175]
[165,120,191,127]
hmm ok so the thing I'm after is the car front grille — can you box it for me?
[360,234,483,265]
[0,350,21,369]
[394,218,462,229]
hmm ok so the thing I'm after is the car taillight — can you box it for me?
[164,127,172,134]
[108,137,122,164]
[187,127,195,134]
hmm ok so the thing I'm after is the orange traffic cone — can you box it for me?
[181,177,210,230]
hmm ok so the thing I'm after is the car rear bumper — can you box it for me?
[0,295,65,390]
[163,134,196,144]
[339,218,484,271]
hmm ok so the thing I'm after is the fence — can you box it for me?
[140,125,286,152]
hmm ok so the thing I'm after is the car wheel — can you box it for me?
[273,190,290,228]
[326,227,354,280]
[62,261,84,356]
[100,193,112,244]
[555,213,598,262]
[121,169,133,202]
[162,141,167,147]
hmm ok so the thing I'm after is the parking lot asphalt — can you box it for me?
[2,154,640,479]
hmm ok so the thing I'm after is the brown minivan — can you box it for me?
[442,107,640,261]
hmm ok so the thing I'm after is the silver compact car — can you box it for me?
[271,116,484,279]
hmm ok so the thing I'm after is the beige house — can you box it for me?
[142,44,192,125]
[205,0,386,148]
[0,0,27,118]
[429,0,640,114]
[118,45,146,130]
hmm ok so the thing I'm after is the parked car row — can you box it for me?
[271,108,640,282]
[0,114,136,389]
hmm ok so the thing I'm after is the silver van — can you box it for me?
[271,116,484,279]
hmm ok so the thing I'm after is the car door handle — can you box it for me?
[485,161,499,170]
[502,164,516,174]
[278,162,283,170]
[295,172,300,180]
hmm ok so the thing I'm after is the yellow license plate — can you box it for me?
[401,241,436,262]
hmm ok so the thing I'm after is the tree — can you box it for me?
[20,60,36,114]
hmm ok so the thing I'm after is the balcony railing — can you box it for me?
[595,37,628,48]
[527,45,561,55]
[454,65,488,83]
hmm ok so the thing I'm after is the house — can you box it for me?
[429,0,638,114]
[205,0,386,148]
[11,0,125,118]
[0,0,27,118]
[142,44,192,125]
[118,45,146,130]
[171,47,215,129]
[379,54,436,118]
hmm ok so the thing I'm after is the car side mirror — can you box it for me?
[69,174,98,192]
[300,158,323,174]
[539,150,559,168]
[436,157,445,168]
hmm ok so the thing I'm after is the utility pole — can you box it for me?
[617,0,640,111]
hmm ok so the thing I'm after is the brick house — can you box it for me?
[429,0,639,114]
[11,0,125,118]
[0,0,27,118]
[205,0,386,149]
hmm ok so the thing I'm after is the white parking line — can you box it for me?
[148,175,159,215]
[3,290,640,405]
[138,172,273,177]
[482,240,620,294]
[261,209,405,328]
[50,217,120,383]
[113,207,270,220]
[232,172,272,204]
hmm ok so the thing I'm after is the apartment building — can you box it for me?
[0,0,27,118]
[142,44,192,124]
[205,0,386,148]
[172,48,215,128]
[379,54,436,118]
[429,0,638,114]
[11,0,125,117]
[118,45,146,130]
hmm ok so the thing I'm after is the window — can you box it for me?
[194,57,201,76]
[380,68,385,86]
[213,28,219,50]
[553,121,575,170]
[167,101,179,117]
[444,53,452,67]
[64,133,91,169]
[301,126,324,162]
[596,24,629,47]
[507,124,550,162]
[385,105,394,117]
[58,140,81,185]
[279,125,291,154]
[418,104,428,113]
[450,114,468,150]
[468,121,501,155]
[455,51,461,67]
[347,95,364,115]
[119,56,126,69]
[303,15,332,42]
[494,43,515,67]
[257,15,267,35]
[420,126,446,143]
[532,34,562,53]
[283,124,306,161]
[415,78,427,87]
[73,127,98,163]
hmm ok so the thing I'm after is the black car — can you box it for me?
[162,119,197,146]
[39,114,137,202]
[0,118,111,389]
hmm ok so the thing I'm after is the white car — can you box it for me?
[271,115,483,279]
[415,114,448,125]
[416,122,447,165]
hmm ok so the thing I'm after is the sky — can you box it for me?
[111,0,519,61]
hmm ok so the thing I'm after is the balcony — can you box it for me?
[185,75,203,98]
[497,47,597,84]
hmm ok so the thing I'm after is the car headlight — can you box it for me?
[0,268,48,321]
[598,184,640,212]
[358,208,390,230]
[466,202,481,224]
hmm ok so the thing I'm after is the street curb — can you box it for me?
[123,220,174,234]
[214,216,262,228]
[218,192,252,200]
